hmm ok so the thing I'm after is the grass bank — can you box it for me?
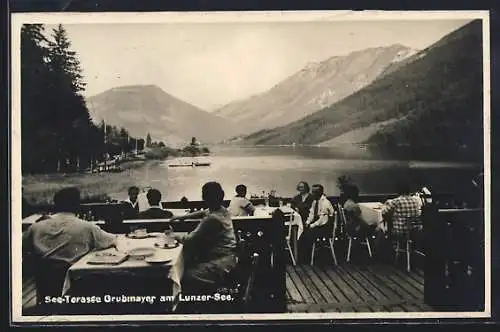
[22,159,163,205]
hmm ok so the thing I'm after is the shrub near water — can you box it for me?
[144,146,179,160]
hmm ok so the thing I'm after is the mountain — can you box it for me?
[215,44,416,136]
[241,20,483,161]
[87,85,237,146]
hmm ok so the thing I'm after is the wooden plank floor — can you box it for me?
[22,276,37,311]
[286,262,432,313]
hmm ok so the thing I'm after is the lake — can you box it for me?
[105,145,482,202]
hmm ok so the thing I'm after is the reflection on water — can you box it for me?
[109,146,482,202]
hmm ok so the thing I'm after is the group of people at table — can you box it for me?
[22,180,425,300]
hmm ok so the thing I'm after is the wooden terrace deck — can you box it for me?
[286,262,430,313]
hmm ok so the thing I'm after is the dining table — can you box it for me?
[62,233,185,311]
[358,202,387,232]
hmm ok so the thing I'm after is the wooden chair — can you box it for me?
[338,206,373,263]
[284,212,297,266]
[26,257,72,315]
[393,218,425,272]
[310,213,338,266]
[34,258,71,304]
[230,230,261,310]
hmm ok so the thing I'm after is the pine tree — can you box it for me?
[21,24,55,173]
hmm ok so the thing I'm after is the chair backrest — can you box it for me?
[282,212,294,239]
[34,257,71,303]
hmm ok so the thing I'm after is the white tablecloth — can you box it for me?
[254,206,304,239]
[62,234,184,297]
[358,202,384,227]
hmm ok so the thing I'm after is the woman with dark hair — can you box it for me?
[290,181,315,263]
[290,181,314,222]
[174,182,237,294]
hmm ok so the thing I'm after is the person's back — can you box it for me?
[383,183,422,236]
[137,188,173,219]
[175,182,237,294]
[22,187,116,264]
[228,184,255,217]
[138,207,173,219]
[390,195,422,220]
[343,199,363,226]
[24,213,116,264]
[193,207,236,262]
[228,196,253,216]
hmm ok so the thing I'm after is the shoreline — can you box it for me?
[22,159,165,205]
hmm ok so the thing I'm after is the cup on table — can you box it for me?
[165,226,176,246]
[156,233,166,247]
[134,228,147,237]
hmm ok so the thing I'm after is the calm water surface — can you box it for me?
[109,146,482,201]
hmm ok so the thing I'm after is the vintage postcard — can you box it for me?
[10,10,491,324]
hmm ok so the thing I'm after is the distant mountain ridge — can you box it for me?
[240,20,483,161]
[215,44,417,136]
[87,85,238,146]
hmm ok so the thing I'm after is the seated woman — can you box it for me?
[343,185,386,256]
[290,181,314,222]
[290,181,314,263]
[173,182,238,294]
[342,185,371,238]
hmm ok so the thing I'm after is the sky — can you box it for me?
[45,19,471,111]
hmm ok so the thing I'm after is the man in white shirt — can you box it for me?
[23,187,117,264]
[305,184,335,229]
[302,184,335,257]
[228,184,256,217]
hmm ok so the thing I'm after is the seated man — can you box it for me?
[228,184,255,217]
[22,187,117,264]
[301,184,335,259]
[173,182,238,294]
[137,188,173,219]
[382,182,423,246]
[121,186,140,218]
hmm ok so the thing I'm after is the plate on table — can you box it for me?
[88,251,129,265]
[154,240,179,249]
[127,247,156,259]
[127,232,149,239]
[145,256,172,265]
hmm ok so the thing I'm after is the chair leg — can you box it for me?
[394,240,400,263]
[328,238,338,266]
[310,242,316,265]
[287,242,296,266]
[406,240,411,272]
[366,237,373,258]
[346,237,352,263]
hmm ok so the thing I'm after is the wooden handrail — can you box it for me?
[24,192,463,214]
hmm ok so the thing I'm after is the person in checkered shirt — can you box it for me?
[382,182,423,238]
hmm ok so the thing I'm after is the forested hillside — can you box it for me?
[242,20,483,162]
